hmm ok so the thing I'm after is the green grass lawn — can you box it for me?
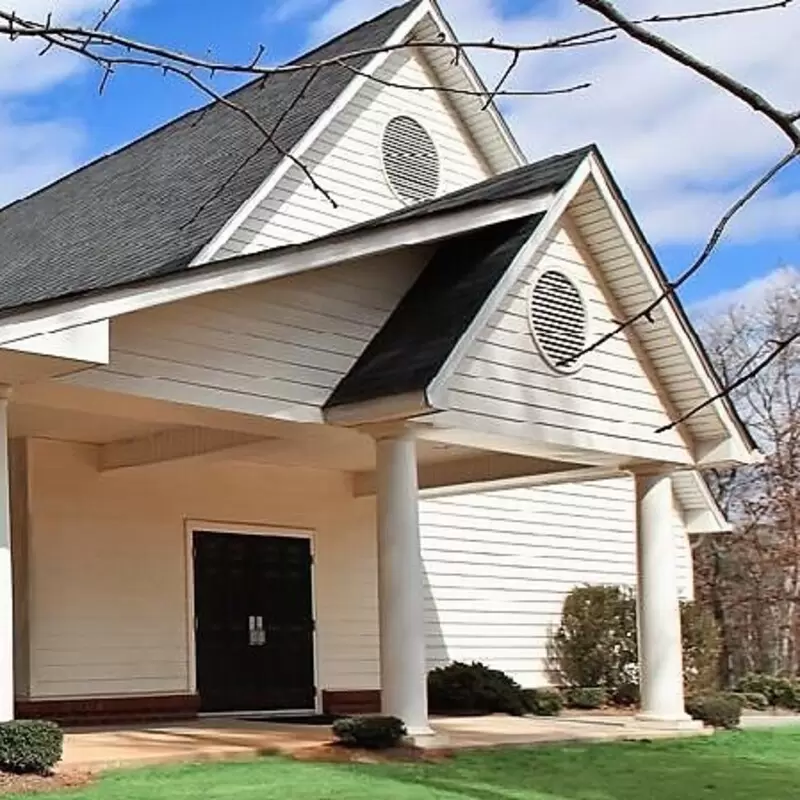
[21,728,800,800]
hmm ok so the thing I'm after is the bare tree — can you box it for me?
[694,274,800,681]
[0,0,797,425]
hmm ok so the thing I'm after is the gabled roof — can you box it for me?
[327,214,545,409]
[325,149,589,412]
[321,147,756,464]
[0,1,423,313]
[338,147,589,234]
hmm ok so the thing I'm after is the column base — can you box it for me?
[634,713,704,732]
[405,727,446,748]
[405,724,436,738]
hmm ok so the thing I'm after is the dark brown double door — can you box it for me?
[193,531,315,713]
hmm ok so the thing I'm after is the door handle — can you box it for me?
[249,615,267,646]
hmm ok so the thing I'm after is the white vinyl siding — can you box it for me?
[569,178,725,444]
[420,476,694,688]
[64,252,426,422]
[217,49,490,258]
[441,220,693,465]
[19,437,694,699]
[22,438,379,699]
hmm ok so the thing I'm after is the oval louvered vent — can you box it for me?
[529,270,588,372]
[382,116,440,203]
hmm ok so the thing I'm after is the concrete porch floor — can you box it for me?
[60,713,712,772]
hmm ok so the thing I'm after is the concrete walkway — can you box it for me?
[60,714,710,772]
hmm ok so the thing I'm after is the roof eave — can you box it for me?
[584,151,758,464]
[323,390,430,426]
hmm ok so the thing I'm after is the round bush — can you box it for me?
[331,716,406,750]
[548,586,637,691]
[737,674,800,709]
[428,662,529,717]
[612,682,640,708]
[523,688,563,717]
[0,720,63,775]
[730,691,769,711]
[563,687,608,710]
[685,694,742,730]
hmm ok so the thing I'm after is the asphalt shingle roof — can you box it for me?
[0,1,423,313]
[325,214,546,409]
[337,145,592,234]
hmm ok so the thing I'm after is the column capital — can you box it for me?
[362,421,417,443]
[628,464,676,479]
[0,386,11,401]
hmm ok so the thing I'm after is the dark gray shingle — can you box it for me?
[326,214,545,409]
[0,1,423,313]
[334,145,593,234]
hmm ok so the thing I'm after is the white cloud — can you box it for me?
[266,0,328,24]
[310,0,800,246]
[0,1,121,208]
[690,264,799,317]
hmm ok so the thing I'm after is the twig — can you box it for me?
[657,331,800,432]
[578,0,800,146]
[335,57,590,100]
[560,148,800,367]
[483,51,519,110]
[24,20,338,208]
[180,66,325,230]
[93,0,122,32]
[177,70,336,208]
[0,1,791,85]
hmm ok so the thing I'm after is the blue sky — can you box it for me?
[2,0,799,308]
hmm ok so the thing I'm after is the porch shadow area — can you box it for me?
[60,714,712,772]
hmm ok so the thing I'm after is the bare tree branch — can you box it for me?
[658,332,799,433]
[560,148,800,368]
[578,0,799,147]
[0,1,790,85]
[334,57,591,99]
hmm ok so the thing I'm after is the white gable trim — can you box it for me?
[672,471,731,535]
[420,157,753,468]
[425,158,592,409]
[0,193,554,352]
[191,0,524,267]
[425,0,525,169]
[583,153,753,467]
[190,2,430,267]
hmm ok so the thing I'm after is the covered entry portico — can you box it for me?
[0,368,737,735]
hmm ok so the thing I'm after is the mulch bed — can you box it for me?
[291,742,450,764]
[0,770,93,796]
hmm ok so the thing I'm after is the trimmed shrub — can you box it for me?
[612,681,640,708]
[685,694,742,729]
[428,662,529,717]
[548,586,637,692]
[332,716,407,750]
[523,688,563,717]
[730,691,769,711]
[0,720,63,775]
[737,674,800,709]
[549,587,723,704]
[770,679,800,710]
[563,687,608,710]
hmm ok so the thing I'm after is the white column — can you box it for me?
[0,393,13,721]
[375,432,431,736]
[635,473,690,723]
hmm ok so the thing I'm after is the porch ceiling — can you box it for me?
[7,383,588,489]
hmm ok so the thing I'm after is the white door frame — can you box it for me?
[184,518,321,715]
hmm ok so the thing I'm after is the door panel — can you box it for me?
[193,531,315,712]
